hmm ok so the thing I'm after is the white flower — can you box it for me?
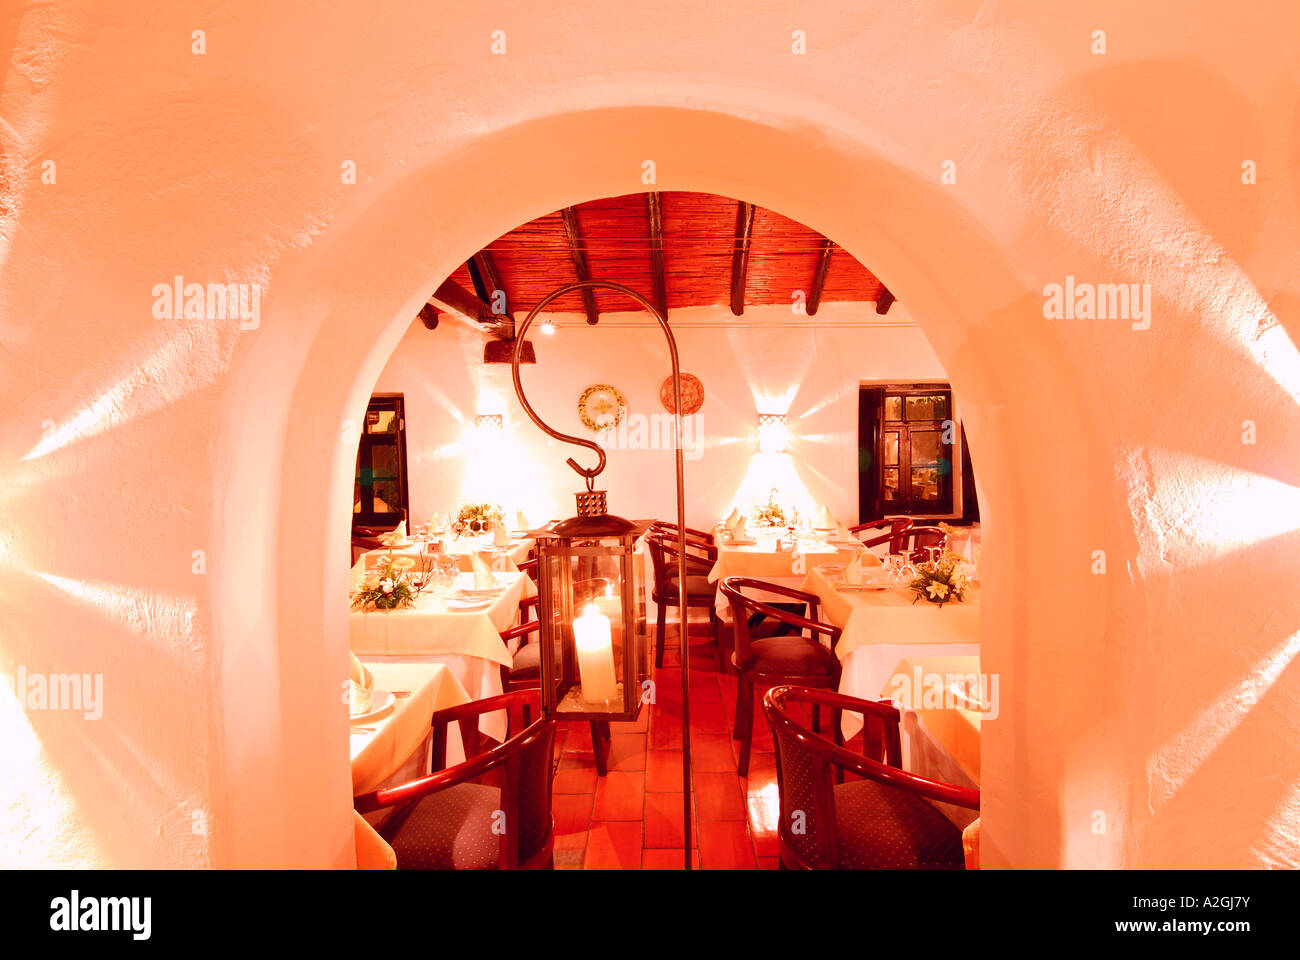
[380,578,394,594]
[926,581,949,600]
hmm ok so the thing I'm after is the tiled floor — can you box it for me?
[550,621,782,870]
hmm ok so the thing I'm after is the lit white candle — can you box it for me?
[573,603,618,705]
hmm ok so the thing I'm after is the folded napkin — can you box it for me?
[470,551,497,590]
[816,505,836,529]
[493,522,511,547]
[515,509,530,531]
[732,517,748,540]
[380,520,407,545]
[724,507,740,530]
[835,520,855,543]
[844,549,866,584]
[349,653,374,716]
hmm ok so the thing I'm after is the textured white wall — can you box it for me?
[1,1,1296,868]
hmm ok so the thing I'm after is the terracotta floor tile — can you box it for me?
[552,793,594,836]
[693,771,747,821]
[584,822,642,870]
[746,794,781,857]
[691,732,738,772]
[645,748,685,792]
[554,847,586,869]
[648,715,683,750]
[757,856,781,870]
[742,751,778,797]
[553,753,598,794]
[643,791,689,848]
[592,770,645,820]
[607,733,647,772]
[697,820,758,870]
[641,848,699,870]
[688,700,730,734]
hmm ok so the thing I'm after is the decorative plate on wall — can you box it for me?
[660,373,704,415]
[578,383,628,431]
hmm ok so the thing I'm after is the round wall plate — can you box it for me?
[660,372,704,414]
[578,383,627,431]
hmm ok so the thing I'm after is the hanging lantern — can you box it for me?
[532,489,647,720]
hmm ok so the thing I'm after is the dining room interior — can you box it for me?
[345,191,985,869]
[2,1,1297,879]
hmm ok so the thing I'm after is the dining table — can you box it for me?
[350,660,485,837]
[359,530,535,574]
[347,563,537,737]
[881,653,984,865]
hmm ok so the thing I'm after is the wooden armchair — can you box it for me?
[645,531,724,670]
[718,577,843,776]
[353,689,556,870]
[850,518,913,554]
[762,685,977,870]
[898,526,947,563]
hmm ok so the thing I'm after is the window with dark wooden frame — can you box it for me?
[352,394,410,528]
[860,384,972,520]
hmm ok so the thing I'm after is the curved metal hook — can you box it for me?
[511,280,679,484]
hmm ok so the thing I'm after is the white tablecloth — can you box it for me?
[348,571,534,663]
[350,661,472,795]
[358,534,533,574]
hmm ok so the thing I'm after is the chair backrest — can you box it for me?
[901,526,947,562]
[644,530,714,592]
[852,518,913,553]
[719,577,837,671]
[354,688,556,869]
[649,520,714,545]
[761,684,978,869]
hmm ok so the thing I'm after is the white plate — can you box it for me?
[838,581,891,591]
[350,690,396,724]
[828,539,861,548]
[726,538,756,546]
[381,538,414,549]
[447,596,493,611]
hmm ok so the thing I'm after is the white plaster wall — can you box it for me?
[374,302,949,529]
[0,1,1296,869]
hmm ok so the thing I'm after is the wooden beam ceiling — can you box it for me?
[807,237,834,316]
[432,278,493,323]
[729,200,755,316]
[647,192,668,319]
[560,206,600,325]
[875,286,896,315]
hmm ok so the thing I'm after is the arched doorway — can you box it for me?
[211,102,1107,869]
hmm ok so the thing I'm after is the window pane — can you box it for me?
[905,394,948,421]
[882,468,899,501]
[883,432,899,466]
[353,480,363,514]
[370,444,399,481]
[884,396,902,421]
[910,431,941,465]
[911,467,940,501]
[373,481,400,513]
[366,409,398,434]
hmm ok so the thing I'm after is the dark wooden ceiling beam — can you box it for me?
[472,249,512,321]
[875,286,896,315]
[807,237,834,316]
[432,278,493,323]
[417,303,439,330]
[729,201,755,316]
[560,206,600,325]
[647,192,668,319]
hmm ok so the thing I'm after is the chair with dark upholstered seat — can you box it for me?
[761,684,978,870]
[719,576,843,776]
[897,525,947,564]
[646,530,724,670]
[353,689,555,869]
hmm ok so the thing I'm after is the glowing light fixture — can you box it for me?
[477,414,503,431]
[541,320,556,335]
[758,413,790,453]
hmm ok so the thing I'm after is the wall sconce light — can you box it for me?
[758,413,790,453]
[540,320,556,335]
[477,414,504,431]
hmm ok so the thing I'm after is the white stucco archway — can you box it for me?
[214,102,1104,869]
[6,3,1296,871]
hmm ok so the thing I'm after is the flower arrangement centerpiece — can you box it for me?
[751,488,789,528]
[351,554,429,611]
[908,549,971,608]
[451,501,503,536]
